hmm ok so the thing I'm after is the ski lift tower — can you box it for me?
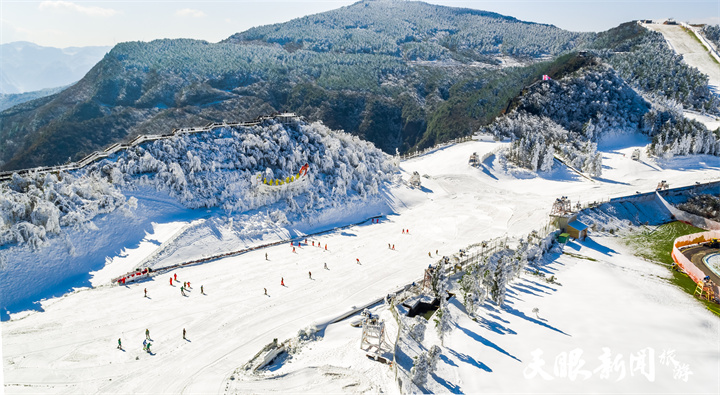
[409,171,422,189]
[422,265,435,292]
[656,180,669,190]
[360,313,387,357]
[550,196,572,216]
[468,152,479,167]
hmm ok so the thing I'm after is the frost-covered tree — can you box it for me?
[0,171,127,248]
[410,345,442,388]
[433,296,452,345]
[427,345,441,372]
[409,316,427,343]
[604,27,720,113]
[702,25,720,49]
[483,59,719,172]
[459,264,485,318]
[482,250,516,306]
[411,351,429,387]
[0,118,395,248]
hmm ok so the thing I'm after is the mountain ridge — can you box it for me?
[0,0,590,172]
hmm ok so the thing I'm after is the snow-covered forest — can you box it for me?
[678,194,720,221]
[482,55,719,173]
[0,118,395,248]
[228,0,591,61]
[603,25,719,113]
[483,64,644,175]
[702,24,720,48]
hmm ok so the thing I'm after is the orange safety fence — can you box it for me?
[671,230,720,285]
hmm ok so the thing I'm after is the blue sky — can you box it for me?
[1,0,718,47]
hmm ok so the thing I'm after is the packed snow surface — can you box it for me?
[2,139,720,393]
[645,23,720,93]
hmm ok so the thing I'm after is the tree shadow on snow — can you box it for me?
[512,281,552,296]
[506,284,542,298]
[520,278,557,293]
[455,325,520,362]
[593,177,631,186]
[476,314,517,335]
[503,288,524,303]
[447,348,493,371]
[431,372,463,394]
[439,353,458,367]
[501,305,569,336]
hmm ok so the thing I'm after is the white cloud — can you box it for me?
[175,8,206,18]
[38,1,118,17]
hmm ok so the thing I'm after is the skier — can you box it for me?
[117,338,122,350]
[144,288,147,298]
[436,249,438,255]
[429,252,432,257]
[187,282,191,288]
[388,243,391,249]
[181,286,186,296]
[170,277,173,286]
[174,273,177,281]
[305,238,308,244]
[308,271,312,279]
[146,329,150,340]
[200,285,204,294]
[264,287,267,295]
[312,241,315,246]
[293,247,296,253]
[356,258,360,264]
[402,229,405,234]
[392,244,395,250]
[146,342,152,354]
[325,244,327,250]
[265,253,268,260]
[324,262,328,270]
[183,282,187,288]
[143,339,147,351]
[183,328,186,340]
[281,277,285,286]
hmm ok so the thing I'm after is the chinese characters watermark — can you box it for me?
[523,347,692,382]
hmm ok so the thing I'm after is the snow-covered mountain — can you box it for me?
[0,41,110,94]
[0,0,594,172]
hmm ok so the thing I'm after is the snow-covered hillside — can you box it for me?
[0,117,394,319]
[644,23,720,93]
[2,135,719,393]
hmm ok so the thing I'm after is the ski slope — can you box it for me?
[3,138,720,393]
[644,23,720,93]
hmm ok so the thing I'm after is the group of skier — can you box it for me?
[168,272,204,297]
[290,239,328,251]
[117,327,187,354]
